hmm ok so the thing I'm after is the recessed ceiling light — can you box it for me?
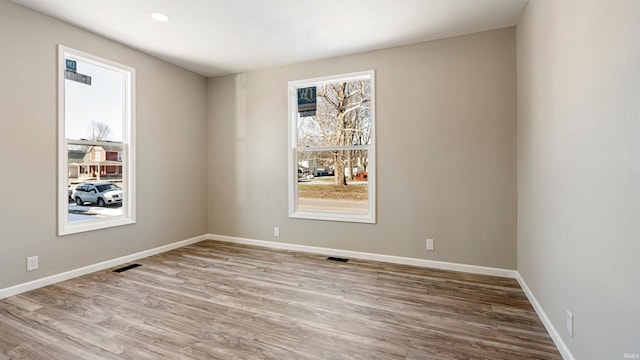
[151,12,170,22]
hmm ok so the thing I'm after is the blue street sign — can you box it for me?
[65,59,77,72]
[297,86,316,116]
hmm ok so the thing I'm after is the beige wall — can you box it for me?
[0,0,208,289]
[517,0,640,358]
[3,1,638,356]
[208,28,517,269]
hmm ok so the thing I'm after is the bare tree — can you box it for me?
[89,121,112,141]
[315,80,371,185]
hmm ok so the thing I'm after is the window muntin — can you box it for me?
[288,71,376,223]
[58,45,136,235]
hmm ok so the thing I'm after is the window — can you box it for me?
[288,70,376,223]
[58,45,136,235]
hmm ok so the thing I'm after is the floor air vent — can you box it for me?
[113,264,142,273]
[327,257,349,263]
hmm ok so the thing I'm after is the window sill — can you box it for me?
[58,217,135,236]
[289,210,375,224]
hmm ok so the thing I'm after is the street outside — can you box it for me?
[68,201,122,222]
[298,197,367,213]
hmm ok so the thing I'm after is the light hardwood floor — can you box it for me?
[0,241,561,359]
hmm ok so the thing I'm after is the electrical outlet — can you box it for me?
[27,256,38,271]
[426,238,434,251]
[566,310,573,337]
[274,227,280,237]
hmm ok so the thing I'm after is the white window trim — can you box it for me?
[288,70,376,224]
[57,45,136,235]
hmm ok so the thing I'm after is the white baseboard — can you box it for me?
[516,272,575,360]
[206,234,517,279]
[0,234,208,300]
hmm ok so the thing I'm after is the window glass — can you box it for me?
[65,60,124,143]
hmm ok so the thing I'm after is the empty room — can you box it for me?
[0,0,638,359]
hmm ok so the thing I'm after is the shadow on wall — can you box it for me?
[235,73,247,207]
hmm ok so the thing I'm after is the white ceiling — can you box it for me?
[11,0,529,77]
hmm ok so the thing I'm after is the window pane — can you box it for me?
[65,59,124,142]
[297,78,372,147]
[297,150,369,214]
[67,143,124,223]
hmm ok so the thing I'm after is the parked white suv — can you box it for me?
[72,182,123,207]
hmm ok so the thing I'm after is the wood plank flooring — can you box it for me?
[0,241,562,359]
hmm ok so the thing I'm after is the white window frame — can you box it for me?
[57,45,136,235]
[288,70,376,223]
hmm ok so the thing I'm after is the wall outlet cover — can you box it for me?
[27,256,39,271]
[426,238,434,251]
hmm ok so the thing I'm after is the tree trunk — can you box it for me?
[346,151,354,181]
[334,151,347,186]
